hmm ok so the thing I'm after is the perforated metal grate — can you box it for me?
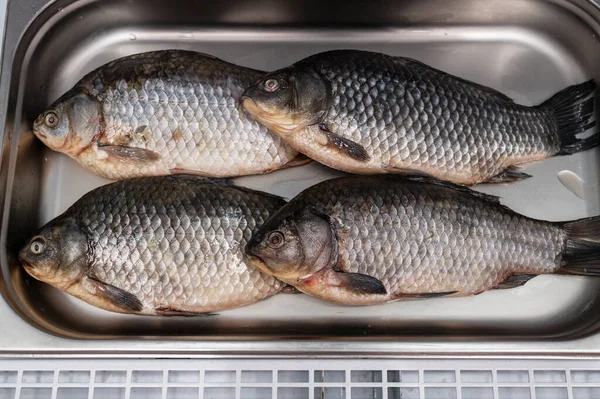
[0,358,600,399]
[2,1,600,399]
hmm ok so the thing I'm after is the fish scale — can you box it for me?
[243,50,597,184]
[35,50,299,179]
[22,176,286,315]
[247,176,572,305]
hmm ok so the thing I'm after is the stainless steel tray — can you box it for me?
[2,0,600,356]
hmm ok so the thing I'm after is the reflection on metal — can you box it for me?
[1,0,600,355]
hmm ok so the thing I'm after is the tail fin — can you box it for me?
[541,80,599,155]
[559,216,600,276]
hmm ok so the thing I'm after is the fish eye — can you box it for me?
[267,231,285,249]
[44,112,59,128]
[30,237,46,255]
[264,79,280,92]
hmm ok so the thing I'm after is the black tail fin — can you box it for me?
[541,80,599,155]
[559,216,600,276]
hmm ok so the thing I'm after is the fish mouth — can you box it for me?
[19,257,37,276]
[242,97,279,120]
[241,98,301,137]
[244,252,273,276]
[32,125,47,139]
[19,255,30,267]
[241,97,264,116]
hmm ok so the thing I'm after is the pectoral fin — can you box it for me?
[297,268,387,305]
[333,272,387,295]
[318,124,370,162]
[86,276,143,312]
[99,145,161,166]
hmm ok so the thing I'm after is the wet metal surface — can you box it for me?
[1,0,600,355]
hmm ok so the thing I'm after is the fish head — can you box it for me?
[19,215,88,289]
[33,91,103,157]
[242,67,328,137]
[245,208,336,283]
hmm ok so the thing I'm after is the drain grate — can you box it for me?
[0,358,599,398]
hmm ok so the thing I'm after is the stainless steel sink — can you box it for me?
[2,0,600,356]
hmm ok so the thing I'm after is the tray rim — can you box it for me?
[2,0,600,356]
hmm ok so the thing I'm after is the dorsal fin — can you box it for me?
[392,175,502,204]
[170,174,289,203]
[397,57,515,103]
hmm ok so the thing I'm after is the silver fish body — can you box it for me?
[242,50,598,185]
[33,50,301,180]
[246,176,600,305]
[19,176,286,315]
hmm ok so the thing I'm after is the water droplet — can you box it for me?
[129,33,137,41]
[57,7,64,12]
[558,170,585,199]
